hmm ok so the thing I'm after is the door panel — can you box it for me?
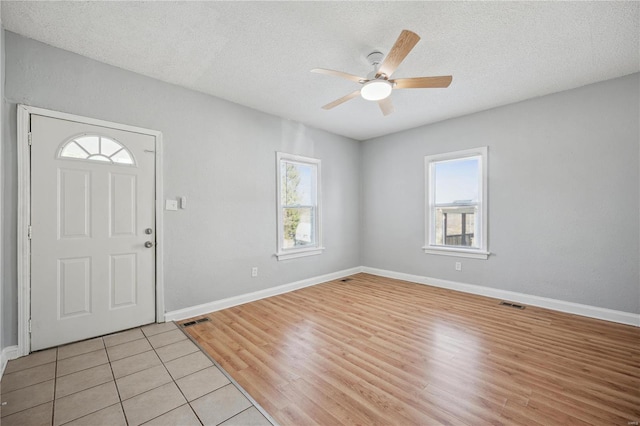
[58,257,91,318]
[30,114,156,350]
[59,169,91,239]
[110,253,137,308]
[110,173,137,237]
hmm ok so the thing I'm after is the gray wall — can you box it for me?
[361,73,640,314]
[2,32,361,346]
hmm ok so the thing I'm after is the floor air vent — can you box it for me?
[181,317,211,328]
[500,301,525,310]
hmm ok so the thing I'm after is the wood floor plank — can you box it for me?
[181,273,640,425]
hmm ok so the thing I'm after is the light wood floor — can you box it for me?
[181,273,640,425]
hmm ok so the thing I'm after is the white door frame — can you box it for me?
[17,104,165,356]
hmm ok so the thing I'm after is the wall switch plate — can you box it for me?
[251,267,258,277]
[165,199,178,211]
[455,262,462,271]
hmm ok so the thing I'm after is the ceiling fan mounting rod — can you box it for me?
[366,51,384,67]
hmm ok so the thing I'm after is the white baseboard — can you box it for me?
[164,267,363,321]
[362,267,640,327]
[164,264,639,327]
[1,346,20,378]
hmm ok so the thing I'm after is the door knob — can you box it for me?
[145,228,153,235]
[145,241,154,248]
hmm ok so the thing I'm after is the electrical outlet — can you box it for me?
[251,267,258,277]
[455,262,462,271]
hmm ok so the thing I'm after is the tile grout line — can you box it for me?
[111,351,161,380]
[185,400,208,426]
[52,337,124,425]
[0,400,52,421]
[57,344,106,361]
[139,403,202,426]
[218,406,254,425]
[104,336,130,426]
[55,339,123,426]
[55,362,110,379]
[0,362,56,394]
[177,320,280,426]
[180,380,231,426]
[144,322,205,425]
[57,403,123,426]
[55,348,109,378]
[1,359,56,376]
[51,347,58,426]
[54,379,116,402]
[106,337,145,346]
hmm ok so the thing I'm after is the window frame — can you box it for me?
[423,147,489,260]
[276,152,323,261]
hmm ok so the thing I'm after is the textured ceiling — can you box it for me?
[2,1,639,140]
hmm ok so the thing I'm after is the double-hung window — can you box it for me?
[276,152,323,260]
[424,147,489,259]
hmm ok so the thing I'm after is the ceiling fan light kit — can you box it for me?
[360,79,393,101]
[312,29,452,116]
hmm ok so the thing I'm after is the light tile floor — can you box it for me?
[0,322,275,426]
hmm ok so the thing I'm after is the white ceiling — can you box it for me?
[2,1,639,140]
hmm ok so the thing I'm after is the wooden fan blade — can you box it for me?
[378,97,394,116]
[391,76,453,89]
[311,68,365,83]
[322,90,361,110]
[376,30,420,78]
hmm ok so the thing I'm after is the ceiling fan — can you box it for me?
[311,30,452,116]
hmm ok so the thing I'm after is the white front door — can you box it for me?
[30,114,156,350]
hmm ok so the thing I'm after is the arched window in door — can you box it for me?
[59,135,135,165]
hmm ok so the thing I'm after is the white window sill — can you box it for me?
[422,246,490,260]
[276,247,325,261]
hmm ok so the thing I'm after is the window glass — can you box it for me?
[281,161,316,249]
[59,135,134,166]
[434,158,479,204]
[432,156,480,248]
[75,136,100,155]
[60,141,88,159]
[100,137,123,156]
[111,149,134,164]
[434,206,477,247]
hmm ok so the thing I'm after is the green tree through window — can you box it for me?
[283,163,301,245]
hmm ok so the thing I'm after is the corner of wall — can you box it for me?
[1,19,6,354]
[357,139,365,267]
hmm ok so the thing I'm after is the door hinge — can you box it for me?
[28,132,32,146]
[28,319,32,333]
[28,225,32,239]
